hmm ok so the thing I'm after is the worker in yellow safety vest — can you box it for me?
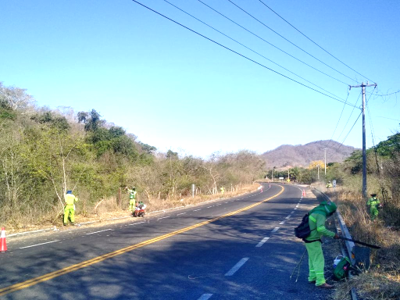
[64,190,78,226]
[125,186,137,214]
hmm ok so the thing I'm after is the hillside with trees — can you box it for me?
[261,140,357,169]
[0,82,266,227]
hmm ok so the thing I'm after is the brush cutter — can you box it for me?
[339,237,381,249]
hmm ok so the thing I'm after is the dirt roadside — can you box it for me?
[4,183,263,242]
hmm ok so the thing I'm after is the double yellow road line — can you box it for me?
[0,186,284,296]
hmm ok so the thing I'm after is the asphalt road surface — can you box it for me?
[0,184,336,300]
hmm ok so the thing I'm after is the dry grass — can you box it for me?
[321,187,400,300]
[333,272,400,300]
[145,183,259,213]
[4,183,260,234]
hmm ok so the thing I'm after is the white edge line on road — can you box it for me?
[272,227,280,233]
[128,222,145,226]
[225,257,249,276]
[86,229,112,235]
[157,216,170,221]
[294,207,298,210]
[193,209,201,211]
[285,215,291,219]
[177,212,186,216]
[256,237,270,247]
[197,294,213,300]
[279,221,285,225]
[19,240,60,249]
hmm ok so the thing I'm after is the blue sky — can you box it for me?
[1,0,399,159]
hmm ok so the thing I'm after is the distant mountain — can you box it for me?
[261,140,358,169]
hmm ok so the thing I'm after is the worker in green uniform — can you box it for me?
[125,186,137,214]
[64,190,78,226]
[304,201,339,289]
[220,187,225,195]
[367,194,382,221]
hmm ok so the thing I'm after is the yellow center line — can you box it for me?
[0,186,284,296]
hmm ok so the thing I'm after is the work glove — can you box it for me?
[334,234,340,239]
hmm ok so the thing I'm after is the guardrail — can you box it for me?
[312,188,358,300]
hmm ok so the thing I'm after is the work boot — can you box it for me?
[317,283,334,289]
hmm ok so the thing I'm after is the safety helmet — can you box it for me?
[321,201,337,215]
[132,187,136,190]
[67,190,72,194]
[371,193,377,197]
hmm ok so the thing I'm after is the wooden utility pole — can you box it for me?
[349,82,377,199]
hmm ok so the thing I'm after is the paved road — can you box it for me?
[0,184,335,299]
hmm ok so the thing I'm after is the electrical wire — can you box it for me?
[164,0,345,101]
[335,91,362,148]
[257,0,375,84]
[326,89,351,148]
[228,0,359,84]
[197,0,350,86]
[131,0,358,108]
[337,110,362,151]
[370,89,400,97]
[366,87,378,146]
[365,87,382,175]
[336,86,377,151]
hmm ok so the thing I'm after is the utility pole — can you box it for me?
[317,165,320,180]
[324,148,327,176]
[349,82,377,199]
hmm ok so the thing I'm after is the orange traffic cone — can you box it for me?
[0,227,7,252]
[302,189,306,197]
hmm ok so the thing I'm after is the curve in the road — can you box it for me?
[0,185,285,297]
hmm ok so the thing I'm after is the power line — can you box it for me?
[131,0,358,108]
[197,0,350,86]
[366,87,378,146]
[376,116,400,122]
[258,0,375,83]
[370,89,400,97]
[336,86,377,151]
[337,111,362,151]
[164,0,345,101]
[335,91,362,145]
[228,0,359,84]
[366,86,377,105]
[327,89,350,148]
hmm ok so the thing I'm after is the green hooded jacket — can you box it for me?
[305,201,336,242]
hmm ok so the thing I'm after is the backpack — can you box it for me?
[294,213,311,239]
[333,256,351,280]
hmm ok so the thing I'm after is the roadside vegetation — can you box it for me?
[269,132,400,299]
[326,136,400,300]
[1,82,398,298]
[0,83,266,231]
